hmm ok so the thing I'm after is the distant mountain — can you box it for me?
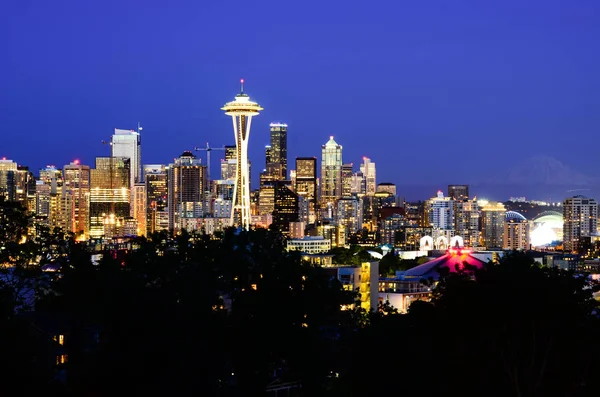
[397,156,600,202]
[504,156,598,186]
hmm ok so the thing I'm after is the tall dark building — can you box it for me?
[295,157,317,202]
[144,164,168,235]
[268,123,287,180]
[448,185,469,201]
[273,180,298,234]
[167,151,207,232]
[342,163,353,197]
[16,166,36,210]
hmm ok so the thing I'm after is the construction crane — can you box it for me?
[194,142,225,182]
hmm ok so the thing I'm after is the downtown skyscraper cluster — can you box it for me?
[0,82,395,247]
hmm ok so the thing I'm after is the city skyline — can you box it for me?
[3,0,600,198]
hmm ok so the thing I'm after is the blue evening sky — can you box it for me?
[2,0,599,197]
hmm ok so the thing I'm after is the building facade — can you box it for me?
[320,136,343,208]
[89,157,131,239]
[167,151,208,233]
[360,157,376,195]
[480,201,506,249]
[563,195,598,253]
[63,161,91,237]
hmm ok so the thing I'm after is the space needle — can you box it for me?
[221,79,263,230]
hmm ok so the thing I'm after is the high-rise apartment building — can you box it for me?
[48,189,74,233]
[448,185,469,201]
[563,195,598,253]
[427,191,455,230]
[268,123,287,180]
[504,212,530,250]
[336,196,363,237]
[360,157,376,195]
[89,157,131,238]
[167,151,208,232]
[63,160,91,237]
[132,183,147,236]
[454,199,480,248]
[144,164,168,235]
[320,136,342,207]
[39,166,63,188]
[35,181,51,218]
[481,201,506,249]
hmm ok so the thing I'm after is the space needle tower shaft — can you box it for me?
[221,79,263,230]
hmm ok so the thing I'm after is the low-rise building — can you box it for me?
[287,236,331,254]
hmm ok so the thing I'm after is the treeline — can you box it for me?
[1,198,600,396]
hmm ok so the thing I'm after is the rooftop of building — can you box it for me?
[289,236,327,241]
[505,210,527,221]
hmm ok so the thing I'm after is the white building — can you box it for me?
[360,157,376,195]
[427,191,455,229]
[112,127,142,187]
[563,195,598,252]
[336,196,363,236]
[287,236,331,254]
[320,136,343,207]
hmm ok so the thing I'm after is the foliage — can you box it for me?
[3,199,600,396]
[336,251,600,397]
[330,245,373,266]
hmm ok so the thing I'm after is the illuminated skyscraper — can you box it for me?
[0,159,17,200]
[89,157,131,239]
[320,136,343,208]
[221,80,263,229]
[15,166,36,211]
[111,126,142,187]
[273,181,298,235]
[268,123,288,179]
[294,157,317,224]
[132,183,147,236]
[360,157,376,195]
[63,160,91,237]
[144,164,168,235]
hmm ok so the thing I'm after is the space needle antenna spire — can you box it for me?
[221,79,263,230]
